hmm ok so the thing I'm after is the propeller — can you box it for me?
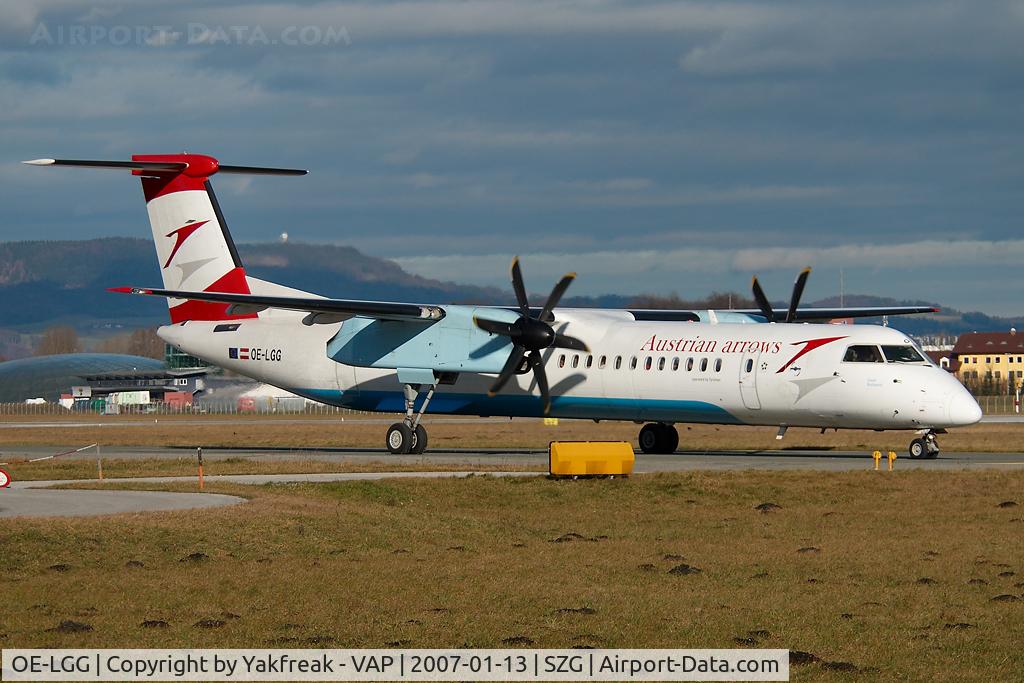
[751,267,812,323]
[474,257,589,414]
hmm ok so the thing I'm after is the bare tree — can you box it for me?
[35,326,81,356]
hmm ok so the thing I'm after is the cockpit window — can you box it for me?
[843,345,884,363]
[881,345,926,364]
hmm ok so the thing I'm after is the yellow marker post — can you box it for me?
[873,450,881,471]
[97,458,103,481]
[543,417,559,426]
[888,451,897,471]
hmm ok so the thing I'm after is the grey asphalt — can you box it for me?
[3,446,1024,520]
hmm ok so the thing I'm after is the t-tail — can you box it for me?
[22,154,306,323]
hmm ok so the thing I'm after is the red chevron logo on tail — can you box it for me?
[163,220,210,269]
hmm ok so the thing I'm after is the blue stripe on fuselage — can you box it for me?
[292,388,744,424]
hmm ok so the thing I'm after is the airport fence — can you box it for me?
[0,401,369,417]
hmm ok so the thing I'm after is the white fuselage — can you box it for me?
[160,308,981,431]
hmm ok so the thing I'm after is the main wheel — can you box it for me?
[638,423,662,454]
[386,423,414,454]
[908,438,926,459]
[410,424,428,454]
[662,425,679,454]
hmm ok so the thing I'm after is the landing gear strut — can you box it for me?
[909,431,940,459]
[638,422,679,454]
[386,383,435,454]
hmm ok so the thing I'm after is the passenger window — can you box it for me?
[558,354,566,368]
[572,355,579,369]
[842,345,884,363]
[881,345,925,364]
[630,356,638,370]
[585,355,593,369]
[658,357,666,371]
[745,358,754,373]
[672,357,679,371]
[714,358,722,372]
[699,358,708,372]
[615,356,622,370]
[645,356,652,371]
[686,357,694,372]
[599,355,607,369]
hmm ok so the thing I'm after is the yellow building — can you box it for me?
[954,330,1024,388]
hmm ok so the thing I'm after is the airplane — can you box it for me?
[24,153,982,459]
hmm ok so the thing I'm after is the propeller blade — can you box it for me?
[751,276,775,323]
[510,257,530,317]
[785,267,812,323]
[552,333,588,352]
[474,316,515,337]
[539,273,575,322]
[488,346,525,396]
[528,351,551,415]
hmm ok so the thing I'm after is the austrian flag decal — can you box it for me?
[229,347,249,360]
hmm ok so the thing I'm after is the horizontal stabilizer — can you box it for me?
[23,157,307,176]
[109,287,445,323]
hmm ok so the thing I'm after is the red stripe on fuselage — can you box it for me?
[167,267,257,324]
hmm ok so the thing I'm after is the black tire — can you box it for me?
[638,423,661,454]
[410,424,428,454]
[908,438,926,459]
[387,423,413,454]
[662,425,679,454]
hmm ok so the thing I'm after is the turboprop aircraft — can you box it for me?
[25,154,982,458]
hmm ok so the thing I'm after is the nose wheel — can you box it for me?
[909,432,940,459]
[638,423,679,454]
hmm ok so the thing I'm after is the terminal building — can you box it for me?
[0,353,208,405]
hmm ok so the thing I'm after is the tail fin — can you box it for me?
[24,154,305,323]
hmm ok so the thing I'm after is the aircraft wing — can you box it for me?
[109,287,445,322]
[728,305,939,321]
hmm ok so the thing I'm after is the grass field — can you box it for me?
[2,413,1023,453]
[2,470,1023,680]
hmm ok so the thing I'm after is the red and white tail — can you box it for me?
[24,154,306,323]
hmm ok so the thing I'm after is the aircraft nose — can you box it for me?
[948,389,982,426]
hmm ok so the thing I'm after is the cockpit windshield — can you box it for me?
[881,345,926,364]
[843,345,884,363]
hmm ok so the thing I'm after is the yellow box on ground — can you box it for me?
[549,441,635,477]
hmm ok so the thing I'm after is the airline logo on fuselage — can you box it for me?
[640,334,782,355]
[640,333,848,374]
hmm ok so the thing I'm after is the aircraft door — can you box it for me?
[739,350,761,410]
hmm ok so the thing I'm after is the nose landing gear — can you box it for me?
[638,422,679,454]
[909,431,940,459]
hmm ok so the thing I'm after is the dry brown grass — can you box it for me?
[1,413,1023,452]
[2,470,1023,680]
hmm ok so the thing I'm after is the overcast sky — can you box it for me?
[2,1,1023,313]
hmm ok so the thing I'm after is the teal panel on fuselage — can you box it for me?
[326,305,518,373]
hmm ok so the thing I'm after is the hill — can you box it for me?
[0,239,1019,339]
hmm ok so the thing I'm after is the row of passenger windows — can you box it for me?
[556,353,729,373]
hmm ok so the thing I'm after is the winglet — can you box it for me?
[22,159,56,166]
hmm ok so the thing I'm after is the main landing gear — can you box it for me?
[638,422,679,454]
[386,383,436,454]
[908,431,940,459]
